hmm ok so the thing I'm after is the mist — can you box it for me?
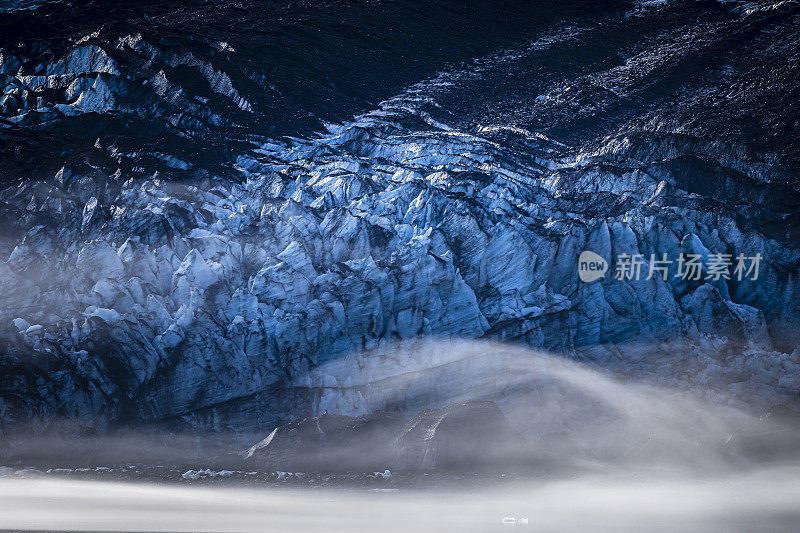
[2,339,799,531]
[298,339,800,473]
[1,467,799,532]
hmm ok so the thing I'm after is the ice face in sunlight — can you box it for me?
[2,68,798,433]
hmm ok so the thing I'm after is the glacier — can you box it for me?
[0,0,799,449]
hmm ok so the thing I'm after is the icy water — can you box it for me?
[1,469,800,532]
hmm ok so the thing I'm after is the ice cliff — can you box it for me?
[0,0,798,440]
